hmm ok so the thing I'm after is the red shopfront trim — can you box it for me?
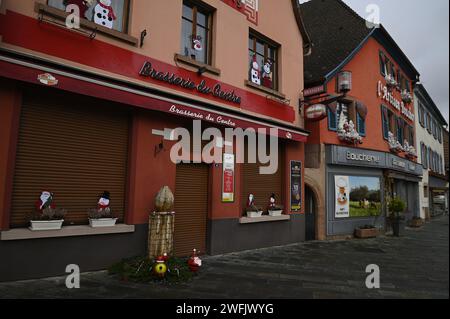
[0,10,293,122]
[0,58,308,142]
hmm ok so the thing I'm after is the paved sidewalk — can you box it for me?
[0,216,448,299]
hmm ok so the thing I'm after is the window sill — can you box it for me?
[174,54,221,76]
[244,80,286,100]
[35,3,139,46]
[0,224,135,241]
[239,215,291,224]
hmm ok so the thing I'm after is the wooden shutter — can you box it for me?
[242,142,283,213]
[10,87,129,227]
[174,164,209,257]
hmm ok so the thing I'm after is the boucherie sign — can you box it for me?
[377,81,415,122]
[139,62,241,105]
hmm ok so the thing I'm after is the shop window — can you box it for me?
[48,0,130,33]
[181,0,214,65]
[344,176,382,218]
[248,31,279,91]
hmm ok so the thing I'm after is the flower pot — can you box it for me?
[409,219,424,228]
[246,211,263,218]
[268,210,283,217]
[354,228,379,239]
[89,218,118,228]
[29,220,64,231]
[391,219,406,237]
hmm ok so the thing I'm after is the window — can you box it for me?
[428,147,432,171]
[181,0,214,65]
[396,118,405,143]
[379,51,387,76]
[328,106,337,131]
[424,185,428,198]
[438,127,443,143]
[398,72,410,92]
[48,0,130,32]
[249,31,279,90]
[426,113,432,133]
[433,120,438,139]
[405,125,414,146]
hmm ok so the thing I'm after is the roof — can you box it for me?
[300,0,420,86]
[414,83,448,126]
[291,0,313,55]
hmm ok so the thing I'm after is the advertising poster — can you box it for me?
[290,161,302,212]
[222,153,235,203]
[335,176,350,218]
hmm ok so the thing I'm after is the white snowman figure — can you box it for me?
[93,0,116,29]
[250,55,261,85]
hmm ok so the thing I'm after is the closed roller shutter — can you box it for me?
[10,87,129,227]
[174,164,209,257]
[242,143,284,213]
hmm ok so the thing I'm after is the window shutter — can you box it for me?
[357,112,366,136]
[328,106,337,131]
[11,87,129,228]
[382,106,389,139]
[379,52,385,75]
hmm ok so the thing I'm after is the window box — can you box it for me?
[89,218,118,228]
[268,210,283,217]
[30,219,64,231]
[354,227,379,239]
[35,3,138,46]
[239,215,291,224]
[246,210,264,218]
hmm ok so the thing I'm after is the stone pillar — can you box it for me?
[148,212,175,259]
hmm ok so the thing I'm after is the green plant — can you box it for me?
[388,197,406,219]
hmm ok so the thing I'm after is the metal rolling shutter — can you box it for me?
[10,87,129,227]
[174,164,209,257]
[242,144,284,213]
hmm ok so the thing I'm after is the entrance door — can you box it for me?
[174,164,209,257]
[305,185,316,241]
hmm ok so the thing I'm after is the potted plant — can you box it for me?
[88,191,118,228]
[409,216,424,228]
[30,191,66,231]
[401,90,413,104]
[267,193,284,217]
[246,194,263,218]
[354,225,379,239]
[388,132,404,153]
[385,74,397,88]
[388,197,406,237]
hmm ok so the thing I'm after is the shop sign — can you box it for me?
[169,105,237,127]
[305,104,327,121]
[335,176,350,218]
[377,81,415,122]
[222,153,235,203]
[139,62,242,105]
[303,85,325,97]
[346,151,381,164]
[290,161,302,212]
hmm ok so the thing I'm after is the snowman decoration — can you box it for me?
[250,55,261,85]
[97,191,111,213]
[94,0,116,29]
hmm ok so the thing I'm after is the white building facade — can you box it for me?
[414,84,448,219]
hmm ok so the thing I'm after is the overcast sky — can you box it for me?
[343,0,450,125]
[300,0,449,126]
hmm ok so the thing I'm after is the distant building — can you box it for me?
[414,84,448,218]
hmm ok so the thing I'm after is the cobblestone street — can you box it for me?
[0,216,448,299]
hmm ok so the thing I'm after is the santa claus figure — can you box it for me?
[250,55,261,85]
[192,36,203,51]
[97,191,111,212]
[64,0,92,19]
[262,60,273,89]
[93,0,116,29]
[188,249,202,273]
[35,191,56,213]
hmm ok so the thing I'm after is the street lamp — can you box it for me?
[337,71,352,94]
